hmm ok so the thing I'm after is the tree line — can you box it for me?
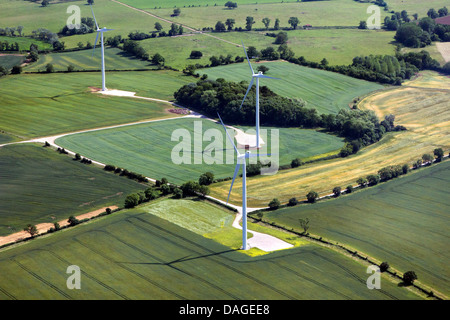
[174,78,395,154]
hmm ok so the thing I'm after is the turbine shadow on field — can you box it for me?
[117,249,237,267]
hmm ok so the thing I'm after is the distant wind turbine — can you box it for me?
[218,113,269,250]
[91,4,113,91]
[240,41,280,149]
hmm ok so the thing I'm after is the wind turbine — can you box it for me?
[240,42,280,149]
[90,4,113,92]
[217,113,269,250]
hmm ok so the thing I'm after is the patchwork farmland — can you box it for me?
[0,0,449,304]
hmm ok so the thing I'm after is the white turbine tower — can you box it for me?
[91,4,113,92]
[218,113,269,250]
[240,42,279,149]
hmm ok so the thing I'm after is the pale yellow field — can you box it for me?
[210,71,450,207]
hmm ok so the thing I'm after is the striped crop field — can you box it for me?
[198,61,384,114]
[0,143,147,236]
[56,117,345,185]
[0,196,420,300]
[262,160,450,298]
[208,71,450,207]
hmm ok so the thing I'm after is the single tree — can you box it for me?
[11,65,22,74]
[67,215,80,226]
[154,22,163,32]
[41,0,49,7]
[224,1,237,9]
[268,198,281,210]
[215,21,226,32]
[274,18,280,30]
[151,53,165,66]
[333,186,341,197]
[173,8,181,16]
[298,218,309,234]
[358,21,368,29]
[380,262,390,272]
[288,17,300,30]
[225,18,235,31]
[245,16,255,31]
[274,31,288,44]
[288,197,298,206]
[262,17,271,30]
[403,271,418,285]
[257,65,269,73]
[199,172,214,185]
[433,148,444,161]
[45,63,54,73]
[306,190,318,203]
[24,224,39,237]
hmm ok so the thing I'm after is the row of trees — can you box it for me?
[124,176,211,209]
[174,78,391,151]
[394,18,450,48]
[212,16,301,32]
[60,17,95,36]
[0,26,24,37]
[267,148,446,209]
[0,40,19,52]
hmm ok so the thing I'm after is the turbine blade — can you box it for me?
[92,31,100,57]
[259,75,280,80]
[227,162,241,204]
[239,77,254,110]
[247,153,273,158]
[217,113,239,155]
[90,4,99,30]
[102,28,114,32]
[241,41,254,74]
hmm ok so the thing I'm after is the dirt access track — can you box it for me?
[0,206,118,247]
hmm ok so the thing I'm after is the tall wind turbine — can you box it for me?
[218,113,250,250]
[218,113,270,250]
[91,4,113,92]
[240,42,279,149]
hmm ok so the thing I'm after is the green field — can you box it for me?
[385,0,450,18]
[136,27,396,71]
[0,196,420,300]
[25,47,156,72]
[199,60,384,114]
[56,117,345,184]
[262,160,450,298]
[0,54,25,70]
[0,0,173,49]
[123,0,390,29]
[0,70,191,139]
[0,36,52,51]
[0,143,147,236]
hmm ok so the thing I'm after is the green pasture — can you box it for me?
[0,143,147,237]
[0,0,173,49]
[384,0,450,19]
[0,70,191,139]
[213,28,397,66]
[25,47,155,72]
[262,160,450,297]
[56,117,345,184]
[0,196,420,299]
[123,0,390,29]
[199,60,384,114]
[0,54,25,70]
